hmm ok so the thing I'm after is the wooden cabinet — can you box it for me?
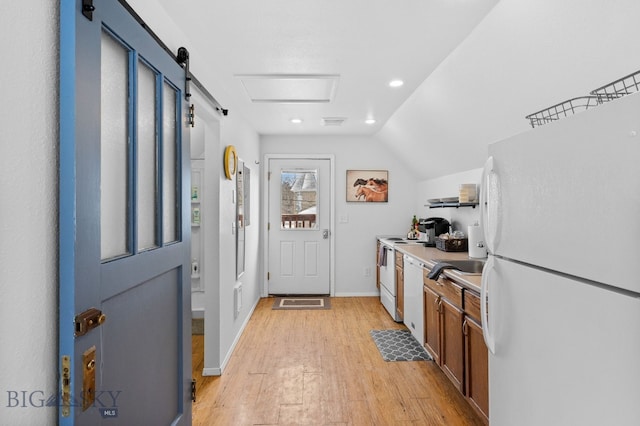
[395,251,404,321]
[423,285,441,365]
[441,297,464,392]
[424,273,464,392]
[463,292,489,423]
[423,267,488,424]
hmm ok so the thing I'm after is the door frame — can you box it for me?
[262,154,335,297]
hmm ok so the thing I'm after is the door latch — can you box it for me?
[82,346,97,411]
[61,355,71,417]
[74,307,106,337]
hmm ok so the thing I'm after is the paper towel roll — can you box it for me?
[468,224,487,259]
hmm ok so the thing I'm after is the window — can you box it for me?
[280,169,318,230]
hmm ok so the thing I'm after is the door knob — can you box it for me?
[322,229,330,239]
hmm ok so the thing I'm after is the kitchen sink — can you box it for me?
[431,259,486,275]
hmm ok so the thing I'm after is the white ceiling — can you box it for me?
[135,1,640,181]
[155,0,499,136]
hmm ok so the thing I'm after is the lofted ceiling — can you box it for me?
[135,1,640,181]
[154,0,499,136]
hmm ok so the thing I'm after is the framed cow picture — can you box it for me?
[346,170,388,202]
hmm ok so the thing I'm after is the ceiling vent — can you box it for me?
[322,117,347,126]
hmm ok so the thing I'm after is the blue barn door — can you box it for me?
[59,0,192,424]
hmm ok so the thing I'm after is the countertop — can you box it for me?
[388,241,483,293]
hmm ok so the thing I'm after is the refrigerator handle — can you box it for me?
[481,255,496,355]
[480,156,496,254]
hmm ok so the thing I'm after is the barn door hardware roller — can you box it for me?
[176,47,192,101]
[82,0,95,21]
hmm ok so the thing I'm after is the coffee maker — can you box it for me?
[418,217,450,247]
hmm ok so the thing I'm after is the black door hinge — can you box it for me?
[191,379,196,402]
[82,0,95,21]
[188,104,195,127]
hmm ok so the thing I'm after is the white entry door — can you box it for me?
[268,158,332,295]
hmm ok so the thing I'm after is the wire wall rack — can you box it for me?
[525,96,600,128]
[590,69,640,103]
[525,69,640,128]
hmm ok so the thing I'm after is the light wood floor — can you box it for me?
[192,296,484,425]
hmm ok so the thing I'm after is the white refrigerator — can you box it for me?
[480,91,640,426]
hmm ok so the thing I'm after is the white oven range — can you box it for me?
[377,237,407,322]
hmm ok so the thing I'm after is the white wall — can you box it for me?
[206,114,261,374]
[417,168,483,235]
[378,0,640,181]
[0,2,58,425]
[261,135,417,296]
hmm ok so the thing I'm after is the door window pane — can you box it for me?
[162,82,178,243]
[280,170,318,230]
[137,61,158,251]
[101,30,130,260]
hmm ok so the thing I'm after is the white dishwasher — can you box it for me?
[403,255,425,345]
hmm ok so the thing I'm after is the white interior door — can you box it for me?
[268,158,331,295]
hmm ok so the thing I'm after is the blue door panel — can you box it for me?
[59,0,191,424]
[101,268,181,424]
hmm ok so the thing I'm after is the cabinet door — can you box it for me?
[423,285,441,364]
[441,297,464,392]
[464,317,489,423]
[396,264,404,320]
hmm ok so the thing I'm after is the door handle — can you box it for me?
[481,256,496,355]
[480,156,493,253]
[322,229,330,239]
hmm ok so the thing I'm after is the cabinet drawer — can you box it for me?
[464,290,482,323]
[424,270,463,308]
[395,251,403,267]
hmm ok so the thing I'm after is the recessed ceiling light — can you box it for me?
[389,79,404,88]
[290,118,303,124]
[365,118,376,124]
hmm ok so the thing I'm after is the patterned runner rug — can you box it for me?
[370,329,432,362]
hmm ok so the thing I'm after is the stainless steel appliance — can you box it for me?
[419,217,449,247]
[480,92,640,425]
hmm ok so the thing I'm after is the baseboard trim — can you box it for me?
[202,367,221,376]
[334,292,380,297]
[201,296,260,377]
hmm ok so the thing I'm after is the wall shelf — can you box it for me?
[426,202,479,209]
